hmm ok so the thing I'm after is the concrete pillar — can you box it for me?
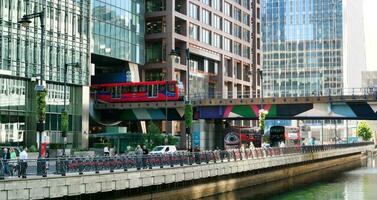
[207,121,215,150]
[321,120,324,145]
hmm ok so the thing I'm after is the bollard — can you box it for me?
[170,154,174,168]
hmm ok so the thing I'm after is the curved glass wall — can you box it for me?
[92,0,145,64]
[0,0,90,147]
[262,0,343,97]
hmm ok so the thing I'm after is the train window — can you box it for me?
[168,84,175,92]
[160,84,166,93]
[139,85,147,93]
[131,86,138,93]
[123,86,130,93]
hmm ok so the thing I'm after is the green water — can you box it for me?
[204,156,377,200]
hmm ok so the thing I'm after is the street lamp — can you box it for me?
[18,9,46,176]
[62,63,80,156]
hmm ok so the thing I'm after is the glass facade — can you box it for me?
[262,0,343,97]
[0,0,90,147]
[92,0,145,64]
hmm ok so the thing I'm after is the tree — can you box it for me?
[258,109,268,134]
[356,121,373,141]
[145,121,164,149]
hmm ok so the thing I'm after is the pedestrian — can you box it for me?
[142,145,149,169]
[19,147,28,178]
[104,146,110,156]
[9,147,17,176]
[2,148,10,176]
[135,145,143,170]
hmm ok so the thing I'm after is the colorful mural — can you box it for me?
[95,102,377,121]
[196,102,377,120]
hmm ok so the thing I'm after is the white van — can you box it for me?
[149,145,177,154]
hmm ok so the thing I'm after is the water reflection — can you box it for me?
[203,156,377,200]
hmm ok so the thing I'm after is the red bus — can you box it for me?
[270,126,301,147]
[224,126,262,149]
[91,80,185,103]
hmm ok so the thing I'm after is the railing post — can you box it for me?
[109,157,114,173]
[170,154,174,168]
[0,160,4,180]
[159,155,164,168]
[123,156,128,172]
[78,159,83,175]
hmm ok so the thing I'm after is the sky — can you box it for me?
[364,0,377,70]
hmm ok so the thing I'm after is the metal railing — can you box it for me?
[188,87,377,101]
[0,142,373,180]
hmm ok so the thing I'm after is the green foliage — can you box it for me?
[145,121,164,149]
[356,121,373,141]
[258,110,268,134]
[185,104,193,128]
[61,110,68,137]
[147,121,161,135]
[36,90,47,122]
[263,135,270,143]
[29,145,38,152]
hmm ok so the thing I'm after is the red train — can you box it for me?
[91,80,185,103]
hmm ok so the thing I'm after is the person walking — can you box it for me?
[19,147,28,178]
[2,148,10,176]
[104,146,110,156]
[142,145,149,169]
[9,148,17,176]
[135,145,143,170]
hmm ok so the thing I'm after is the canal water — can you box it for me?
[203,156,377,200]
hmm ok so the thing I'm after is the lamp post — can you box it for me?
[18,8,46,176]
[62,63,80,156]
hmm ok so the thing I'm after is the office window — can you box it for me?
[202,9,211,25]
[234,7,241,22]
[202,0,211,6]
[202,28,211,44]
[242,29,250,42]
[224,37,232,52]
[224,19,232,34]
[224,2,232,17]
[213,33,222,48]
[242,13,249,25]
[213,0,221,11]
[243,46,250,59]
[234,24,241,39]
[234,42,241,56]
[189,23,199,40]
[213,14,222,30]
[242,0,250,9]
[189,3,199,20]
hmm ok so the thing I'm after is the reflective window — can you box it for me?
[213,14,222,30]
[224,2,232,17]
[202,29,211,45]
[202,9,211,25]
[213,33,222,48]
[189,3,199,20]
[189,23,200,40]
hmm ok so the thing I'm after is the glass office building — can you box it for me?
[262,0,344,97]
[0,0,91,148]
[92,0,145,64]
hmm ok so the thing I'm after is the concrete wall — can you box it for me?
[0,145,373,200]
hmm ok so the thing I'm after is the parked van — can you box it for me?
[149,145,177,154]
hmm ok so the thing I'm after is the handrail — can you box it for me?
[0,142,373,179]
